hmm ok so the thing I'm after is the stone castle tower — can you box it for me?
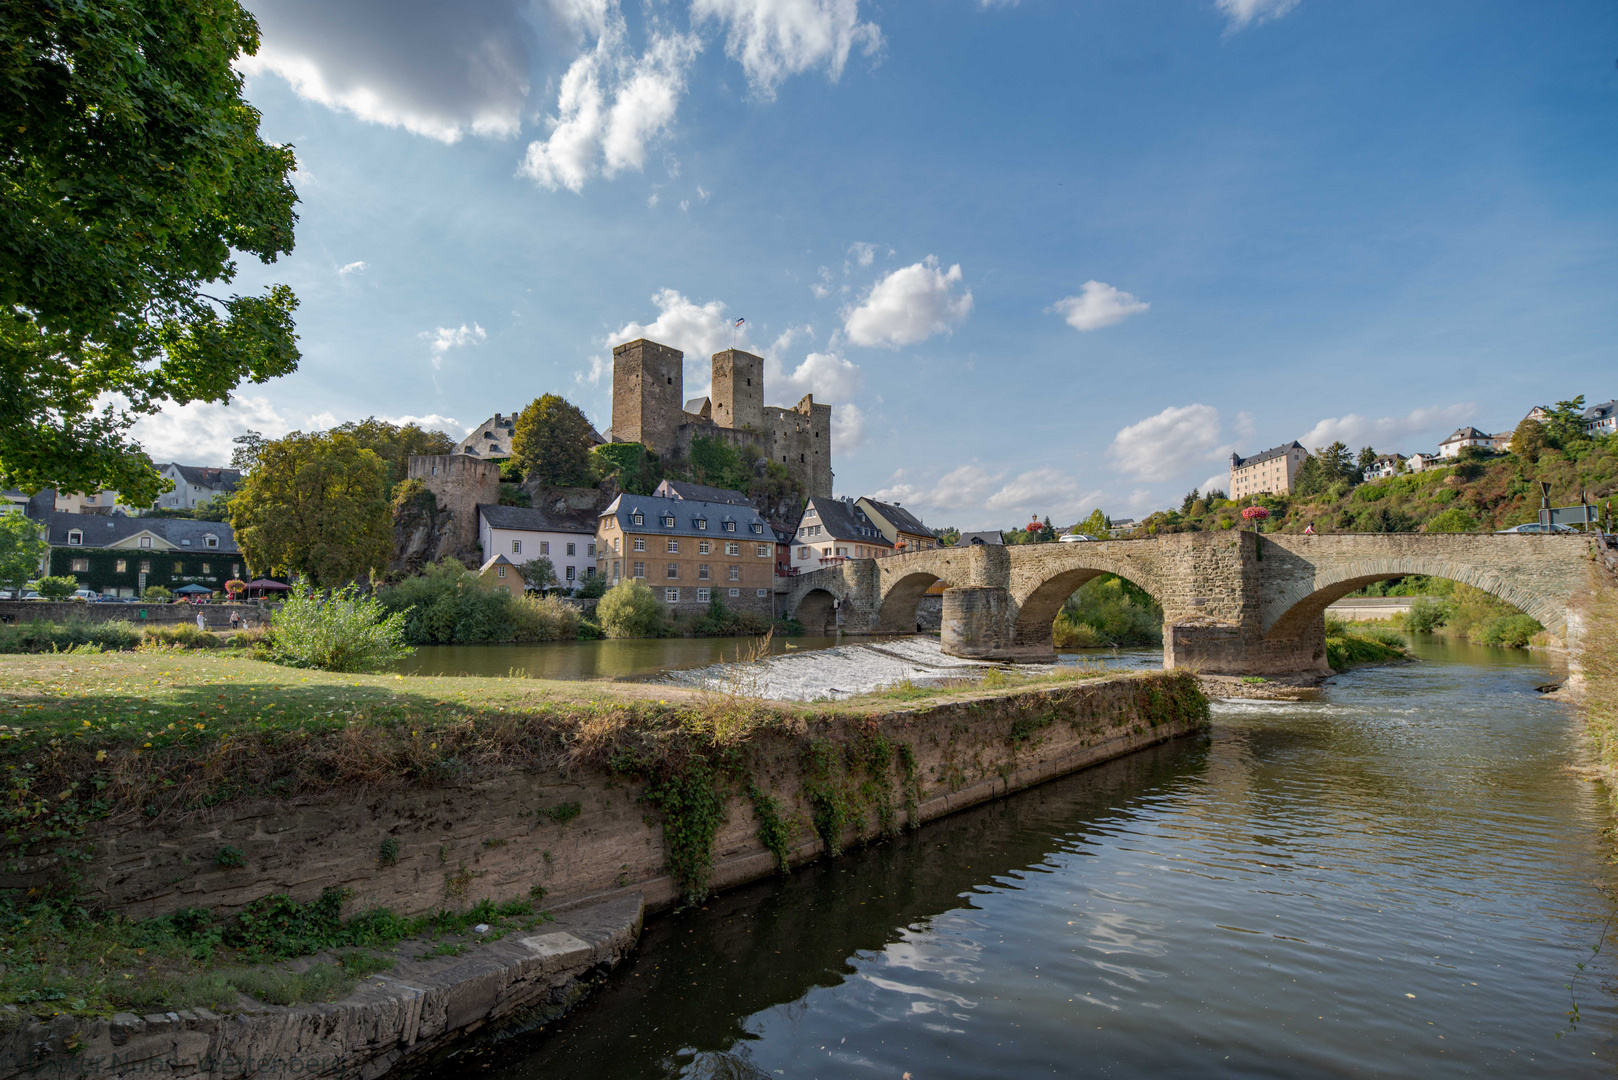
[608,338,833,499]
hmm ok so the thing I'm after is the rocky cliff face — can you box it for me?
[389,483,467,575]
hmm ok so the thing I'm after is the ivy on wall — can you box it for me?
[49,547,244,594]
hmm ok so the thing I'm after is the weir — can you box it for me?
[783,531,1596,675]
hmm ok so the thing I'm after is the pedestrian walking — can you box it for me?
[230,611,241,631]
[196,611,206,632]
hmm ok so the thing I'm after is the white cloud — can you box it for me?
[421,323,487,369]
[238,0,544,142]
[811,266,834,299]
[1216,0,1302,32]
[1297,403,1476,452]
[379,413,465,436]
[1051,280,1149,332]
[1107,403,1226,482]
[768,350,864,404]
[1200,474,1229,497]
[843,257,973,348]
[338,260,368,276]
[128,395,292,466]
[648,192,660,207]
[1234,410,1256,441]
[306,411,340,430]
[847,240,877,267]
[983,468,1094,518]
[691,0,882,99]
[874,464,998,514]
[520,10,702,194]
[832,402,866,450]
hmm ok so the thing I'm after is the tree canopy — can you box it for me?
[511,395,596,487]
[0,514,47,594]
[229,431,391,586]
[1,0,301,504]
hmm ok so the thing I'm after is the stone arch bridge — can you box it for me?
[782,532,1598,675]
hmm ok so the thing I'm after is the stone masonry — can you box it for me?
[407,454,502,563]
[609,338,834,499]
[784,532,1598,675]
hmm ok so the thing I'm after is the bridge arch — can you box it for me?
[1263,556,1568,641]
[876,570,950,633]
[796,588,839,634]
[1005,547,1175,655]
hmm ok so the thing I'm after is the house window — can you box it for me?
[71,558,89,572]
[232,564,239,576]
[613,560,621,578]
[665,587,679,603]
[699,564,710,579]
[633,538,645,551]
[723,521,736,532]
[632,514,644,526]
[205,536,218,549]
[756,589,768,598]
[115,559,127,573]
[67,530,82,545]
[728,565,740,581]
[567,565,576,581]
[566,542,576,557]
[699,540,711,554]
[586,566,595,578]
[667,563,679,578]
[173,562,183,573]
[139,537,152,548]
[587,543,595,557]
[201,562,211,574]
[696,588,710,602]
[799,547,810,558]
[497,566,507,578]
[750,523,763,534]
[667,539,679,553]
[756,544,771,557]
[540,541,550,555]
[633,561,645,578]
[140,561,151,574]
[726,542,740,556]
[513,539,522,554]
[696,518,708,530]
[729,588,740,598]
[662,515,675,528]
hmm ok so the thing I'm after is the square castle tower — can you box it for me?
[609,339,833,500]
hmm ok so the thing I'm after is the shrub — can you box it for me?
[1424,508,1478,533]
[142,624,222,650]
[575,575,607,599]
[508,594,580,641]
[1357,624,1407,648]
[268,582,413,673]
[0,617,142,654]
[1402,597,1452,633]
[1053,575,1162,646]
[1478,614,1542,649]
[597,579,666,638]
[36,575,79,600]
[379,561,538,645]
[1052,614,1108,648]
[141,585,174,601]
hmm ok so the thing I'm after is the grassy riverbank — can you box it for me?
[1324,618,1408,672]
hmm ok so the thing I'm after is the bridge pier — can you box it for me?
[939,586,1048,661]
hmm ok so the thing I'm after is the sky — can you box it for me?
[133,0,1618,529]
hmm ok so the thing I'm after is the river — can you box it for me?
[426,635,1617,1078]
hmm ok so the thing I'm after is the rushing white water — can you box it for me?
[659,636,1161,701]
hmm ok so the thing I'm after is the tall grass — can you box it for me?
[0,616,142,654]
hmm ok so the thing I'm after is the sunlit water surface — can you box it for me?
[428,637,1617,1079]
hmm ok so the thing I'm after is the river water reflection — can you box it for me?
[433,636,1617,1078]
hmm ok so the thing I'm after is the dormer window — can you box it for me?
[695,518,708,530]
[750,523,763,534]
[67,529,82,545]
[139,536,152,549]
[661,514,675,528]
[632,513,644,526]
[723,520,736,533]
[205,535,218,549]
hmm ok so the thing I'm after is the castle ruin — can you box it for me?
[608,339,833,500]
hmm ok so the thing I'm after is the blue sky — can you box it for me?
[136,0,1618,529]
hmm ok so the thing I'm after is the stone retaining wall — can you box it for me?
[5,674,1208,923]
[0,600,267,627]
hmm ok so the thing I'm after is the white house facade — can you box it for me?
[476,504,598,589]
[790,497,893,574]
[153,464,242,510]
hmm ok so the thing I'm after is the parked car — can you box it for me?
[1495,522,1574,534]
[72,589,102,602]
[1059,533,1100,543]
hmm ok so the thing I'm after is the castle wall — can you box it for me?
[611,339,684,455]
[711,349,765,432]
[407,454,502,560]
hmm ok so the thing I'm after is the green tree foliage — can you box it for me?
[35,575,79,600]
[326,418,454,492]
[687,436,754,493]
[1052,575,1162,647]
[378,561,577,644]
[1073,509,1109,537]
[230,431,269,473]
[1510,418,1547,463]
[1180,489,1200,515]
[511,395,596,487]
[229,431,391,586]
[1423,507,1478,533]
[1295,441,1356,498]
[1543,397,1587,449]
[520,557,558,591]
[597,579,666,638]
[590,442,663,495]
[0,514,48,594]
[0,0,300,504]
[1350,505,1418,533]
[268,582,412,673]
[1357,446,1378,473]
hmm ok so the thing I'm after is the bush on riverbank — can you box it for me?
[1052,575,1162,648]
[0,618,269,655]
[268,584,413,673]
[378,561,578,644]
[1393,580,1545,648]
[597,579,665,637]
[1324,617,1408,671]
